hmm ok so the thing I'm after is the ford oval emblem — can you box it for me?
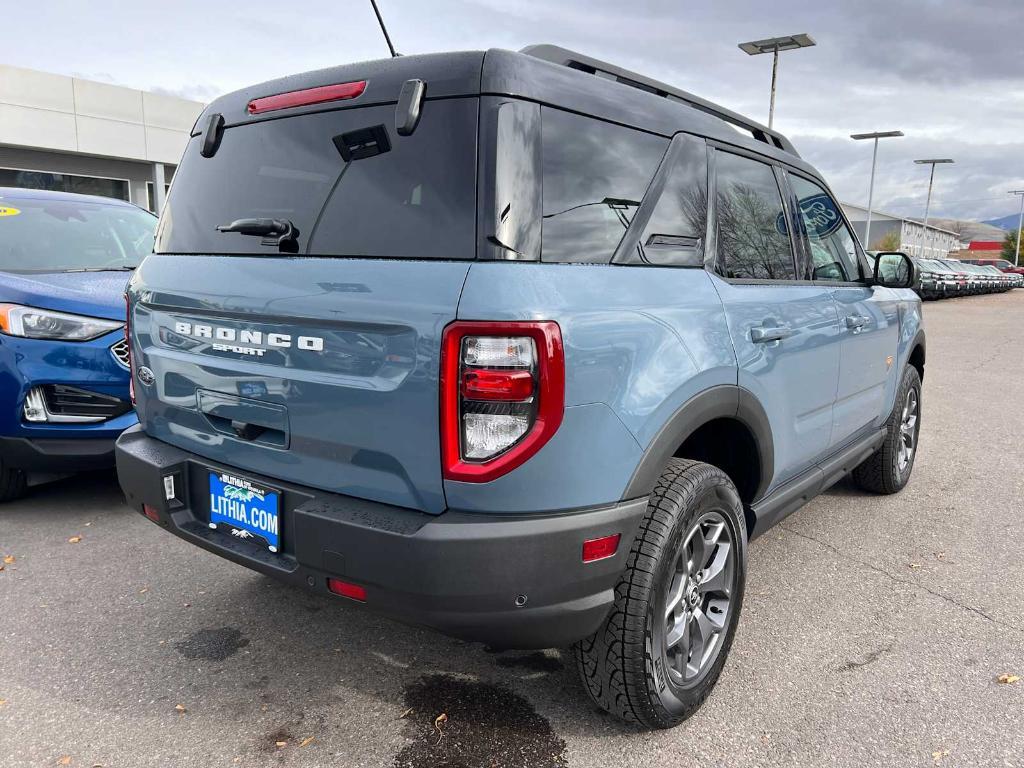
[137,366,156,386]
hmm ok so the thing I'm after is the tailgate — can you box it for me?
[131,255,469,513]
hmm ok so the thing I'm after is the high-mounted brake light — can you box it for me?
[246,80,367,115]
[441,321,564,483]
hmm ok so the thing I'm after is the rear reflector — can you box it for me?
[327,578,367,602]
[582,534,621,563]
[247,80,367,114]
[142,504,160,523]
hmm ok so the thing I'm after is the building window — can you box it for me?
[0,168,130,202]
[146,182,171,213]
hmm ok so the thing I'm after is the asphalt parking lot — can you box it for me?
[2,291,1023,768]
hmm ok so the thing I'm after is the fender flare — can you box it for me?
[621,385,775,502]
[908,327,926,376]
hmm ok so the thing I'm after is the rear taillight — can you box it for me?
[247,80,366,114]
[124,293,134,405]
[441,321,564,482]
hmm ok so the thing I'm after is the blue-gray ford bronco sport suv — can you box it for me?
[116,45,925,729]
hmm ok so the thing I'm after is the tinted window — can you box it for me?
[714,152,795,280]
[634,135,708,266]
[541,109,667,264]
[790,175,861,282]
[156,99,478,259]
[0,196,156,272]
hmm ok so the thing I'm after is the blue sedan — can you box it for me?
[0,187,156,501]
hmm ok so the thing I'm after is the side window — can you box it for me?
[633,134,708,266]
[789,175,861,282]
[541,108,668,264]
[714,151,796,280]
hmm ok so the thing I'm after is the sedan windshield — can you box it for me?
[0,196,156,273]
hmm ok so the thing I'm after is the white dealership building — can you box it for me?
[0,64,205,213]
[842,202,964,260]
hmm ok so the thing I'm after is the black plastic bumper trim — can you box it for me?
[115,425,649,649]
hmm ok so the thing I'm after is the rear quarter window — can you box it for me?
[540,109,668,264]
[156,99,478,259]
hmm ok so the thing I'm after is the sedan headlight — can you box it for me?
[0,304,123,341]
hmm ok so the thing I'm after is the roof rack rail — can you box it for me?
[520,44,800,158]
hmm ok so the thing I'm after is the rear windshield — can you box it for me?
[0,196,156,273]
[156,98,478,259]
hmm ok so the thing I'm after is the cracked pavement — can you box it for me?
[1,291,1022,767]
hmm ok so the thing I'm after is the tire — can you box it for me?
[853,364,922,494]
[574,459,747,729]
[0,459,27,503]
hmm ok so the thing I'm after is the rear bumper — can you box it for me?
[115,425,648,649]
[0,435,118,472]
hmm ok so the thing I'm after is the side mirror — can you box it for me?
[873,251,916,289]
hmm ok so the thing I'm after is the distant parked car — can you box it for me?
[959,257,1024,277]
[0,187,155,501]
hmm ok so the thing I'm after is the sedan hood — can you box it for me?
[1,270,131,322]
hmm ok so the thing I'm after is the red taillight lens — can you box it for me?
[124,293,134,405]
[327,578,367,602]
[460,369,535,401]
[142,504,160,523]
[441,321,564,483]
[582,534,621,563]
[247,80,366,115]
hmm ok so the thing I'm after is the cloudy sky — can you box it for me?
[6,0,1022,221]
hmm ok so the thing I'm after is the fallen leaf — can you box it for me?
[0,699,7,707]
[68,536,83,544]
[932,749,950,764]
[934,551,945,560]
[57,757,72,766]
[275,741,287,748]
[0,565,4,572]
[434,712,448,745]
[997,673,1020,684]
[174,704,187,713]
[299,737,315,748]
[138,587,149,594]
[399,707,414,719]
[3,555,14,564]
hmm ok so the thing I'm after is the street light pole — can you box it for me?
[739,34,816,130]
[1010,190,1024,267]
[914,159,954,258]
[851,130,904,250]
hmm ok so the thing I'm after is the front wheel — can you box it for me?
[853,364,922,494]
[574,459,747,729]
[0,459,27,503]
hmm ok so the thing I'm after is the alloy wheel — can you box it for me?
[662,510,736,686]
[898,387,919,473]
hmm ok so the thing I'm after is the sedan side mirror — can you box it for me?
[873,251,916,289]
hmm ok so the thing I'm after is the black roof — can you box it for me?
[195,45,817,177]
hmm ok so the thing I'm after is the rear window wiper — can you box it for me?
[216,218,299,253]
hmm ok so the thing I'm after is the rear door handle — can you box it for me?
[751,325,793,343]
[845,314,870,330]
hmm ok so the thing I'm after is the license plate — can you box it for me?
[208,471,281,552]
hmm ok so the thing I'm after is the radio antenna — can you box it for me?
[369,0,399,58]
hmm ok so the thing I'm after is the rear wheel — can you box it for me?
[574,459,746,729]
[0,460,27,503]
[853,364,921,494]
